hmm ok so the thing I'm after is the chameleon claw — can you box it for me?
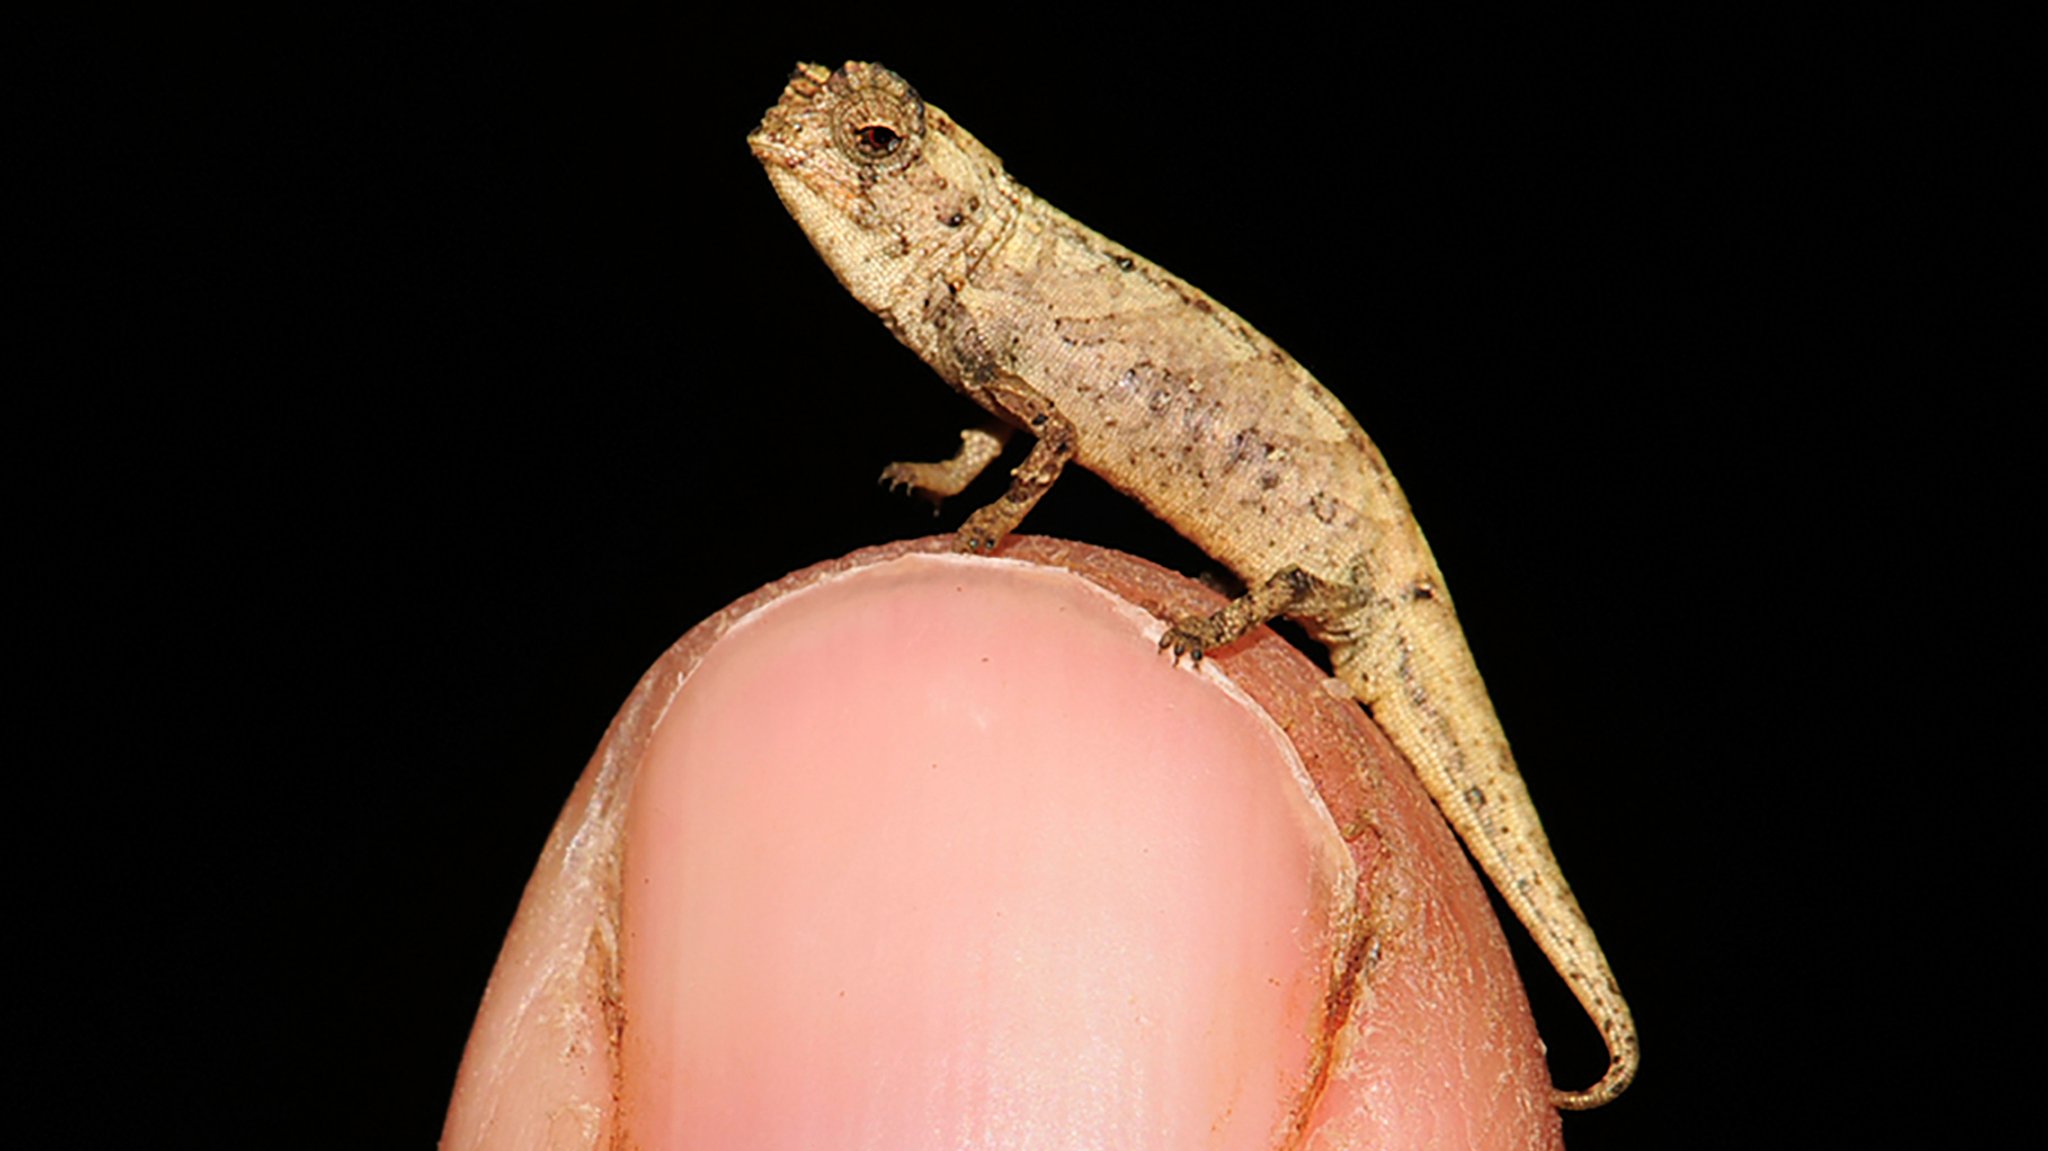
[880,467,948,513]
[1158,627,1207,667]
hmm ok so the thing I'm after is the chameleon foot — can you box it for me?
[880,425,1010,506]
[1158,618,1231,666]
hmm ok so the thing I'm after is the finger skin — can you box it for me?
[442,537,1561,1151]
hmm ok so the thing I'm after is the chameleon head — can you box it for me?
[749,62,1014,316]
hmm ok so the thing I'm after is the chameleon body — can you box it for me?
[750,61,1636,1109]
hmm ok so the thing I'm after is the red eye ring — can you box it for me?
[853,123,901,156]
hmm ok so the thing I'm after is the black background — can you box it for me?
[21,10,2009,1148]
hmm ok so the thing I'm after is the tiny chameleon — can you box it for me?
[750,61,1636,1110]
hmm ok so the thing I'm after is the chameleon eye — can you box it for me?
[827,64,924,168]
[852,123,902,157]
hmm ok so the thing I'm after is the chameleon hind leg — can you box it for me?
[1160,566,1362,663]
[1166,567,1640,1110]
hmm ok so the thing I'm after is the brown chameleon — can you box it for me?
[749,60,1636,1110]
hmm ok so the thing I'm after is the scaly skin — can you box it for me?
[749,61,1636,1110]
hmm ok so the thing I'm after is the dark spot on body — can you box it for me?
[1409,580,1437,601]
[1308,491,1340,524]
[1226,430,1271,469]
[943,211,965,227]
[1464,786,1487,808]
[1112,254,1135,272]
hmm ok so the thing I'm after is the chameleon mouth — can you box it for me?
[745,131,797,175]
[745,120,805,171]
[757,164,826,225]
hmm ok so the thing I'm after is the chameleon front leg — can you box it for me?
[949,376,1077,554]
[880,421,1013,506]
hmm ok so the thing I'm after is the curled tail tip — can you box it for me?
[1549,1053,1637,1111]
